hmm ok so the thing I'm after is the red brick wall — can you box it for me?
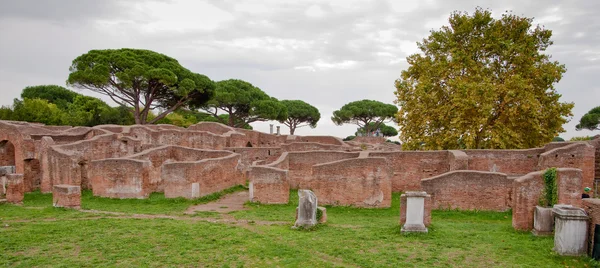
[6,173,24,203]
[369,151,450,192]
[293,136,345,146]
[539,142,596,195]
[421,171,512,211]
[249,166,289,204]
[582,198,600,255]
[463,149,543,175]
[162,154,243,199]
[287,151,360,188]
[512,168,583,231]
[226,147,282,172]
[188,122,235,135]
[281,142,346,152]
[23,159,40,192]
[89,159,151,199]
[310,157,392,208]
[52,185,81,209]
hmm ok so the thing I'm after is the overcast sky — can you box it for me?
[0,0,599,139]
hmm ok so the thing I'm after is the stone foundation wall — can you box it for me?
[512,168,583,231]
[421,170,513,211]
[310,157,392,208]
[89,159,151,199]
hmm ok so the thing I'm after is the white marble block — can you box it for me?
[553,206,589,256]
[401,191,428,233]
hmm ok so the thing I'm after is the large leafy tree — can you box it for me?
[395,8,573,150]
[331,100,398,136]
[198,79,287,128]
[67,48,215,124]
[576,106,600,131]
[356,122,398,137]
[278,100,320,135]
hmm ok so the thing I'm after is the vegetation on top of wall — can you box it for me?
[539,167,558,207]
[570,136,593,141]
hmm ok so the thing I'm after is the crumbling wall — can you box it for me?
[281,142,347,152]
[310,157,392,208]
[249,166,289,204]
[538,142,595,194]
[89,158,151,199]
[292,136,345,146]
[0,140,16,166]
[463,149,543,175]
[512,168,582,231]
[582,198,600,256]
[226,147,282,171]
[162,154,243,199]
[287,151,360,188]
[369,151,450,192]
[421,170,513,211]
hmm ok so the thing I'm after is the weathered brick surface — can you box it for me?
[6,173,24,203]
[463,149,543,175]
[369,151,450,192]
[421,171,512,211]
[23,159,40,193]
[226,147,282,172]
[0,140,15,166]
[53,184,81,208]
[310,157,392,208]
[39,136,55,193]
[249,166,289,204]
[281,142,347,152]
[89,159,151,199]
[582,198,600,255]
[286,151,360,188]
[400,194,432,227]
[539,142,596,195]
[162,154,243,199]
[512,168,583,231]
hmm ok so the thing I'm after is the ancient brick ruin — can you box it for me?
[0,120,598,231]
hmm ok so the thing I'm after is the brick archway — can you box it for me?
[0,140,16,167]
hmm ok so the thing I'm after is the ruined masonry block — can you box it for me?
[6,174,24,204]
[401,191,430,233]
[53,184,81,209]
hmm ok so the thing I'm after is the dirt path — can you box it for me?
[185,190,249,214]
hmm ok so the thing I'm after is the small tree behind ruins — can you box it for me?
[278,100,320,135]
[331,99,398,137]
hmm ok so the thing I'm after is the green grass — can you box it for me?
[1,190,599,267]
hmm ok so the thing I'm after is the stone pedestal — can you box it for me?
[53,185,81,209]
[401,191,429,233]
[6,174,24,204]
[293,189,317,228]
[533,206,554,236]
[553,206,589,256]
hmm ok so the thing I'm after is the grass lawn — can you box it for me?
[1,189,599,267]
